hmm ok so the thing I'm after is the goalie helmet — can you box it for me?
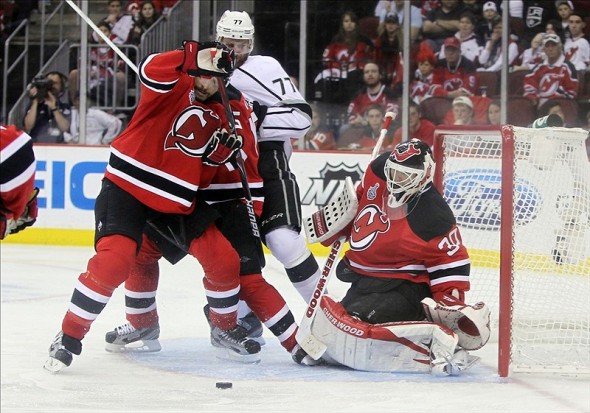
[216,10,255,54]
[384,139,435,208]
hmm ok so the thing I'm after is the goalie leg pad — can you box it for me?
[303,176,358,244]
[311,296,460,373]
[421,297,491,351]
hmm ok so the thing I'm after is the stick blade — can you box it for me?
[295,329,328,360]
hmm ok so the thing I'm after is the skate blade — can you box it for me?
[250,335,266,346]
[214,347,261,364]
[105,339,162,353]
[43,357,67,374]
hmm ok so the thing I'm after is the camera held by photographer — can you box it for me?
[23,72,71,143]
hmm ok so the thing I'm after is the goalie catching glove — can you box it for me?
[180,41,234,78]
[422,289,491,351]
[203,129,243,166]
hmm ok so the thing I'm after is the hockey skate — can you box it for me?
[431,348,481,376]
[43,331,82,374]
[291,343,324,366]
[210,324,262,363]
[203,305,266,346]
[104,322,161,353]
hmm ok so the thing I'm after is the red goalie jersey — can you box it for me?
[342,153,471,296]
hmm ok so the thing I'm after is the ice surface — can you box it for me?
[1,244,589,413]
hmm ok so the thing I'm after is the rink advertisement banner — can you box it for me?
[4,145,372,246]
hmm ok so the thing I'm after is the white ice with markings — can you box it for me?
[1,244,588,413]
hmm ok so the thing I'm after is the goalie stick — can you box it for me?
[217,80,266,266]
[296,111,397,360]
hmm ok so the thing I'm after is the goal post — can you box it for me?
[433,125,590,377]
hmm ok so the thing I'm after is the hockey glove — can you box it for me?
[203,129,243,166]
[0,214,9,240]
[180,41,234,78]
[11,188,39,235]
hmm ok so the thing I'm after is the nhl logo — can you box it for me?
[301,162,364,207]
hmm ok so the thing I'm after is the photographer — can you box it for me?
[23,71,71,143]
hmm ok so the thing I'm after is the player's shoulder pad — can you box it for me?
[369,152,390,181]
[407,185,456,242]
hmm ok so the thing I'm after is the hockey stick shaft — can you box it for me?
[296,111,397,360]
[216,80,265,263]
[65,0,138,74]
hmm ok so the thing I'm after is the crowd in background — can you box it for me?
[2,0,590,156]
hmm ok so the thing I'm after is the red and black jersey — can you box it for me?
[321,35,373,70]
[523,55,578,103]
[347,85,399,121]
[105,50,222,215]
[305,128,337,150]
[198,87,264,216]
[431,57,478,97]
[342,153,470,295]
[0,125,36,220]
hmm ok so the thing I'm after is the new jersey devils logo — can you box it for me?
[394,141,421,161]
[164,106,220,157]
[350,205,389,251]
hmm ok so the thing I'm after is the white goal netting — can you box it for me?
[435,126,590,375]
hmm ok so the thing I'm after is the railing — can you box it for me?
[2,19,29,123]
[140,1,193,58]
[7,41,70,128]
[37,0,67,66]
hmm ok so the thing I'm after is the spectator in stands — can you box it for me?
[486,99,502,125]
[373,15,402,85]
[564,11,589,71]
[438,11,482,64]
[513,32,546,71]
[450,96,475,125]
[397,0,424,43]
[127,1,160,45]
[555,0,574,40]
[69,21,127,109]
[430,36,478,99]
[338,104,392,151]
[63,96,123,145]
[545,18,566,43]
[477,17,519,72]
[389,100,436,149]
[95,0,134,45]
[303,103,337,150]
[521,1,560,48]
[523,33,578,108]
[461,0,483,17]
[23,71,71,143]
[422,0,466,52]
[410,43,437,104]
[540,100,571,126]
[151,0,178,16]
[314,10,373,102]
[341,61,399,135]
[475,1,500,46]
[375,1,395,24]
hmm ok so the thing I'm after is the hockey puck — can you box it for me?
[216,382,233,389]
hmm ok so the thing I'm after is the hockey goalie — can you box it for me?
[301,139,491,375]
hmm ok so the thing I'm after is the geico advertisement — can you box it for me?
[31,145,373,230]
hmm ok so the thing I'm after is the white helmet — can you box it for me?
[384,139,435,208]
[216,10,255,53]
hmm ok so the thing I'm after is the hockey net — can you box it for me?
[433,125,590,376]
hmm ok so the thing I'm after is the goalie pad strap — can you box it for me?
[303,176,358,244]
[310,296,458,373]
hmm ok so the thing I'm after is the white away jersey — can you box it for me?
[230,55,312,148]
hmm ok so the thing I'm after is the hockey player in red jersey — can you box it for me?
[102,76,305,363]
[304,139,490,374]
[44,41,242,373]
[0,125,38,240]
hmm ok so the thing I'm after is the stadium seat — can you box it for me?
[476,72,499,97]
[508,70,530,96]
[359,16,379,39]
[538,98,579,127]
[507,97,536,127]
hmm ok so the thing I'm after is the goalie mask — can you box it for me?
[216,10,255,59]
[384,139,435,209]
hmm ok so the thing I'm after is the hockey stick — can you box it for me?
[216,80,266,265]
[296,111,396,360]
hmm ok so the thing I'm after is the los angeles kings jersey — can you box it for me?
[104,50,221,215]
[343,153,471,295]
[230,55,312,152]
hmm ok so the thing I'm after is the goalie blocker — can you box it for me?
[311,296,483,375]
